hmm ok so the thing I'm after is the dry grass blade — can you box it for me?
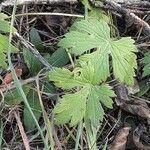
[109,126,131,150]
[14,111,30,150]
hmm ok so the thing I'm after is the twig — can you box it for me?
[36,70,55,150]
[122,1,150,7]
[90,0,150,37]
[0,0,78,9]
[14,111,30,150]
[104,0,150,37]
[0,75,45,93]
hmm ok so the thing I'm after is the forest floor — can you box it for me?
[0,0,150,150]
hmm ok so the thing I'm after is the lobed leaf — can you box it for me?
[59,19,137,85]
[54,88,88,126]
[49,66,115,127]
[49,68,84,89]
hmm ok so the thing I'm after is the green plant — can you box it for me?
[142,52,150,77]
[49,18,137,149]
[1,2,147,149]
[0,13,18,68]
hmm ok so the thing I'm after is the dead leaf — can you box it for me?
[133,124,150,150]
[0,68,22,85]
[114,83,129,106]
[121,100,150,120]
[109,126,131,150]
[126,79,140,95]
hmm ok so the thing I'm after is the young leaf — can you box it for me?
[142,52,150,77]
[136,79,150,96]
[49,68,84,89]
[49,64,116,127]
[0,34,18,52]
[59,19,137,85]
[88,8,110,23]
[0,52,7,68]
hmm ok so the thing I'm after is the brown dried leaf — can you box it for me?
[133,124,150,150]
[109,126,131,150]
[114,83,129,106]
[0,68,22,87]
[121,100,150,119]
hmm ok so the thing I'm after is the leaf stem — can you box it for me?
[66,49,75,68]
[75,121,82,150]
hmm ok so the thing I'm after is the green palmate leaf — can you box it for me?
[142,52,150,77]
[86,85,115,126]
[59,19,137,85]
[49,68,84,89]
[54,88,88,126]
[88,8,110,23]
[86,86,105,126]
[49,64,115,127]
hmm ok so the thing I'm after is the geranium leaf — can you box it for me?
[49,65,115,127]
[59,19,137,85]
[54,88,88,126]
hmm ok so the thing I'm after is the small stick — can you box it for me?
[14,111,30,150]
[0,0,78,9]
[0,75,45,93]
[105,0,150,37]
